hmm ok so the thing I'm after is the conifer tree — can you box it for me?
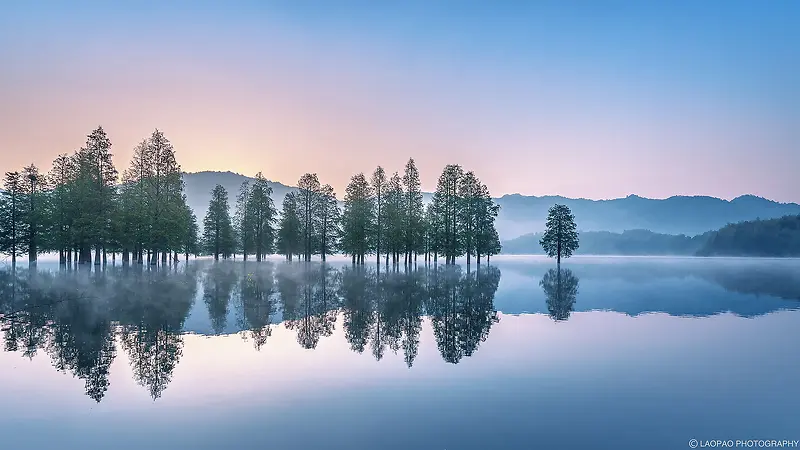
[370,167,388,264]
[276,192,302,261]
[431,164,464,264]
[0,171,26,266]
[384,172,405,267]
[235,181,254,260]
[248,172,276,261]
[203,185,234,260]
[47,153,77,265]
[402,158,424,266]
[20,164,45,264]
[316,184,340,261]
[340,173,373,265]
[296,173,322,261]
[73,126,118,264]
[540,204,579,264]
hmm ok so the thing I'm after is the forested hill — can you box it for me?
[494,194,800,238]
[697,215,800,257]
[183,172,800,241]
[502,216,800,257]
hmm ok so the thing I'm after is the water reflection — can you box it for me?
[0,266,198,402]
[0,262,502,402]
[2,258,800,404]
[540,267,580,321]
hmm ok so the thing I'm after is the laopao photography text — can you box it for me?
[689,440,800,448]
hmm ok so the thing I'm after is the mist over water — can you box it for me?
[1,257,798,450]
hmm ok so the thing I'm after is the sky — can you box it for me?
[0,0,798,201]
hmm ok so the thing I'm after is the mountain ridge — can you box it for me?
[182,171,800,240]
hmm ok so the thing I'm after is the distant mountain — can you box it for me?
[501,229,713,256]
[183,172,800,240]
[494,194,800,238]
[183,171,296,223]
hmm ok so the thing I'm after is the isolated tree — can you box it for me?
[276,192,302,261]
[540,204,579,264]
[341,173,374,264]
[402,158,425,266]
[370,167,388,265]
[203,185,234,260]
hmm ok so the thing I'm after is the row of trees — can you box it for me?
[202,159,502,265]
[1,127,500,266]
[0,127,199,267]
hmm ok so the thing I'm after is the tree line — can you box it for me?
[202,160,502,265]
[0,127,501,267]
[0,127,198,267]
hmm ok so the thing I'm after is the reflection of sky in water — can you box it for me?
[1,257,799,450]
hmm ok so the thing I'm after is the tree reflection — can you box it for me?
[203,263,237,334]
[0,260,505,403]
[118,266,196,400]
[426,265,500,364]
[279,263,339,349]
[540,267,579,321]
[237,263,276,350]
[0,265,196,402]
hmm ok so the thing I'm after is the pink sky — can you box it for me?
[1,2,796,201]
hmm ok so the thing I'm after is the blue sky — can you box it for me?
[1,0,797,201]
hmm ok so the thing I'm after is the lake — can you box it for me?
[1,256,798,450]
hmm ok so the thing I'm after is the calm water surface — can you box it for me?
[1,256,798,450]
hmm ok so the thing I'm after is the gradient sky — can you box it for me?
[1,1,797,201]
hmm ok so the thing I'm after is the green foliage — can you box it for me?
[540,204,579,263]
[402,158,425,258]
[0,171,28,263]
[698,215,800,257]
[428,164,500,265]
[340,173,373,263]
[276,192,302,260]
[202,184,235,260]
[248,172,277,261]
[369,167,388,261]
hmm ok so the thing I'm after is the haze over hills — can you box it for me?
[183,171,800,241]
